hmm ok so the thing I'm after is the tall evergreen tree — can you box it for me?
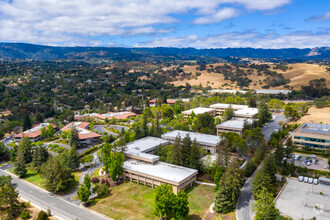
[23,114,32,131]
[69,124,79,148]
[189,140,201,170]
[32,146,49,168]
[154,183,175,219]
[181,135,192,167]
[173,190,189,220]
[171,135,182,166]
[253,187,280,220]
[142,114,148,137]
[257,101,272,125]
[14,150,27,177]
[19,136,32,163]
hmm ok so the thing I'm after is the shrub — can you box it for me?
[37,210,49,220]
[20,210,30,220]
[79,146,98,158]
[56,146,66,153]
[91,176,99,184]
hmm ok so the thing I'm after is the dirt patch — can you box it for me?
[297,107,330,124]
[0,110,12,116]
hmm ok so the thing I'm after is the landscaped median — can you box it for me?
[88,181,216,220]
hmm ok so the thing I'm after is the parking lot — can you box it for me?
[293,154,329,171]
[262,114,287,141]
[276,178,330,220]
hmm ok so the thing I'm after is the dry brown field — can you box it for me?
[297,107,330,124]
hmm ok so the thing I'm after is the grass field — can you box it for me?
[297,107,330,124]
[169,63,330,90]
[89,182,216,220]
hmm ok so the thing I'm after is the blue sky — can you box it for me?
[0,0,329,48]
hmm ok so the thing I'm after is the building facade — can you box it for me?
[13,123,58,142]
[182,107,216,118]
[292,123,330,149]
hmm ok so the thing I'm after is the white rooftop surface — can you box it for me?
[67,122,92,134]
[124,137,169,162]
[210,103,248,109]
[161,130,221,146]
[23,123,51,134]
[183,107,214,115]
[234,107,258,116]
[123,159,198,183]
[103,111,133,117]
[217,118,254,129]
[256,89,290,94]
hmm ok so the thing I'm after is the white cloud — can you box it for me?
[0,0,291,45]
[194,8,239,24]
[134,30,330,48]
[307,12,330,22]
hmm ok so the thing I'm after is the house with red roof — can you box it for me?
[13,123,58,142]
[61,122,101,146]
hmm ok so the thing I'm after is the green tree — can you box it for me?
[222,106,235,122]
[214,160,243,214]
[14,150,27,177]
[257,101,272,125]
[247,95,257,107]
[83,173,91,190]
[32,146,49,168]
[40,127,47,138]
[189,140,202,169]
[59,146,80,170]
[284,105,299,121]
[171,135,182,166]
[0,142,10,161]
[274,145,285,166]
[173,190,189,220]
[154,183,175,219]
[102,151,125,181]
[162,105,174,119]
[251,169,276,198]
[77,184,91,205]
[244,159,256,177]
[40,157,73,193]
[0,183,20,218]
[69,124,79,148]
[47,124,54,138]
[181,135,192,167]
[19,136,33,163]
[192,113,215,134]
[0,175,12,187]
[253,187,280,220]
[23,114,32,131]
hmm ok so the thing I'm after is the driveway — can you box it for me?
[262,114,287,141]
[93,125,117,136]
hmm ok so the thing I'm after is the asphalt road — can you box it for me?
[262,114,287,141]
[93,125,117,136]
[236,169,257,220]
[0,169,108,220]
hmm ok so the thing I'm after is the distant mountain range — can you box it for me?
[0,42,329,61]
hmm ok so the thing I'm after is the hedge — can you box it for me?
[79,146,99,158]
[294,149,330,157]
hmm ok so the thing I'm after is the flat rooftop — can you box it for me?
[182,107,214,115]
[124,137,169,162]
[217,118,254,129]
[161,130,221,147]
[298,123,330,136]
[210,103,248,109]
[234,107,258,116]
[123,159,198,184]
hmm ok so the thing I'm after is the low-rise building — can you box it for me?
[210,103,248,116]
[182,107,216,118]
[161,130,221,153]
[292,123,330,149]
[61,122,101,146]
[13,123,58,142]
[216,118,254,136]
[122,136,197,194]
[233,107,258,119]
[74,111,136,121]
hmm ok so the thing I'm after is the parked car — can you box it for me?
[307,162,311,166]
[304,177,309,183]
[312,159,316,164]
[309,155,316,158]
[294,154,299,160]
[298,176,304,182]
[313,179,318,185]
[308,178,313,184]
[303,159,307,165]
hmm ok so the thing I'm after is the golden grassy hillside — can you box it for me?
[169,63,330,90]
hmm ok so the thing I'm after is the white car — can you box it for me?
[313,179,318,185]
[304,177,309,183]
[298,176,304,182]
[294,154,299,160]
[307,162,311,166]
[308,178,313,184]
[309,155,316,158]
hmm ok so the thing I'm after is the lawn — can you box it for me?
[89,181,216,220]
